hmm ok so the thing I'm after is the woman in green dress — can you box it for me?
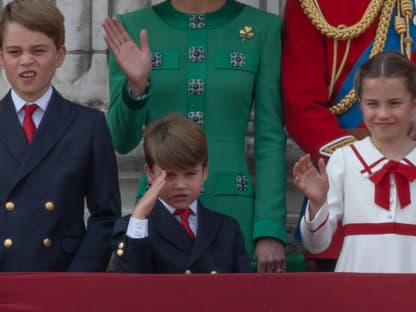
[102,0,287,273]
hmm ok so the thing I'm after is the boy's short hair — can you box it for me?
[144,113,208,170]
[0,0,65,48]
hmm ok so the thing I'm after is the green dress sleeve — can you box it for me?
[252,16,287,244]
[106,15,150,155]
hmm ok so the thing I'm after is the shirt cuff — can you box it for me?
[126,216,149,239]
[304,201,329,232]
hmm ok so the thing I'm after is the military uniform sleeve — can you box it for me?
[282,1,353,163]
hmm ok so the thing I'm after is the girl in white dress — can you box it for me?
[293,51,416,272]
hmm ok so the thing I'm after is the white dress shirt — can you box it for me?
[12,86,52,128]
[127,199,198,239]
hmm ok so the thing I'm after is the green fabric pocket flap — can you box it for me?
[151,50,180,69]
[215,50,259,72]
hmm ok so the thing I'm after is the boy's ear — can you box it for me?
[144,164,154,184]
[0,49,4,66]
[411,97,416,114]
[55,45,66,68]
[202,163,208,181]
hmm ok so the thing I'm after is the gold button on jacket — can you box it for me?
[43,238,52,248]
[44,202,55,211]
[5,202,14,211]
[3,238,12,248]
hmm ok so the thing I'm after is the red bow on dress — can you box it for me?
[369,160,416,210]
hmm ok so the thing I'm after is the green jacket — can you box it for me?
[107,0,287,256]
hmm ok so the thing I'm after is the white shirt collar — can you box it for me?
[11,86,53,113]
[159,198,198,215]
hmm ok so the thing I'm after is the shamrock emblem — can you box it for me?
[239,26,254,42]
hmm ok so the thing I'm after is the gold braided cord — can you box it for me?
[334,39,352,86]
[328,0,397,115]
[395,5,406,55]
[328,39,339,100]
[301,0,413,115]
[329,89,357,115]
[401,0,413,59]
[327,37,352,100]
[300,0,384,40]
[402,0,414,16]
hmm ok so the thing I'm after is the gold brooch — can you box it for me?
[240,26,254,42]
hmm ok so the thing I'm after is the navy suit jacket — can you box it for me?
[112,200,252,273]
[0,89,121,271]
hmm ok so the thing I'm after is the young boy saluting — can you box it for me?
[113,113,252,273]
[0,0,121,271]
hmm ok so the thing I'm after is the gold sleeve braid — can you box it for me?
[300,0,402,116]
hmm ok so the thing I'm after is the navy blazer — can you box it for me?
[112,200,252,273]
[0,89,121,271]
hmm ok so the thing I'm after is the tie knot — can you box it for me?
[385,160,399,171]
[174,208,192,218]
[380,160,416,179]
[173,208,195,239]
[24,104,39,116]
[370,159,416,210]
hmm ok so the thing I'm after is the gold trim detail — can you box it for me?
[394,0,413,59]
[300,0,399,116]
[300,0,384,40]
[320,136,357,156]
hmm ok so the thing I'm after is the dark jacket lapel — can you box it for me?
[0,92,29,163]
[9,89,74,194]
[150,200,194,253]
[187,201,223,267]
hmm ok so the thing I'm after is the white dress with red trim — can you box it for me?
[301,137,416,272]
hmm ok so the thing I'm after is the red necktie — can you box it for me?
[369,160,416,210]
[174,208,195,239]
[23,104,39,143]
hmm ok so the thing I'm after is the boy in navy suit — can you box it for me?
[0,0,121,271]
[113,113,252,273]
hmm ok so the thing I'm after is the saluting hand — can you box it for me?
[102,17,152,97]
[132,171,166,219]
[293,154,328,219]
